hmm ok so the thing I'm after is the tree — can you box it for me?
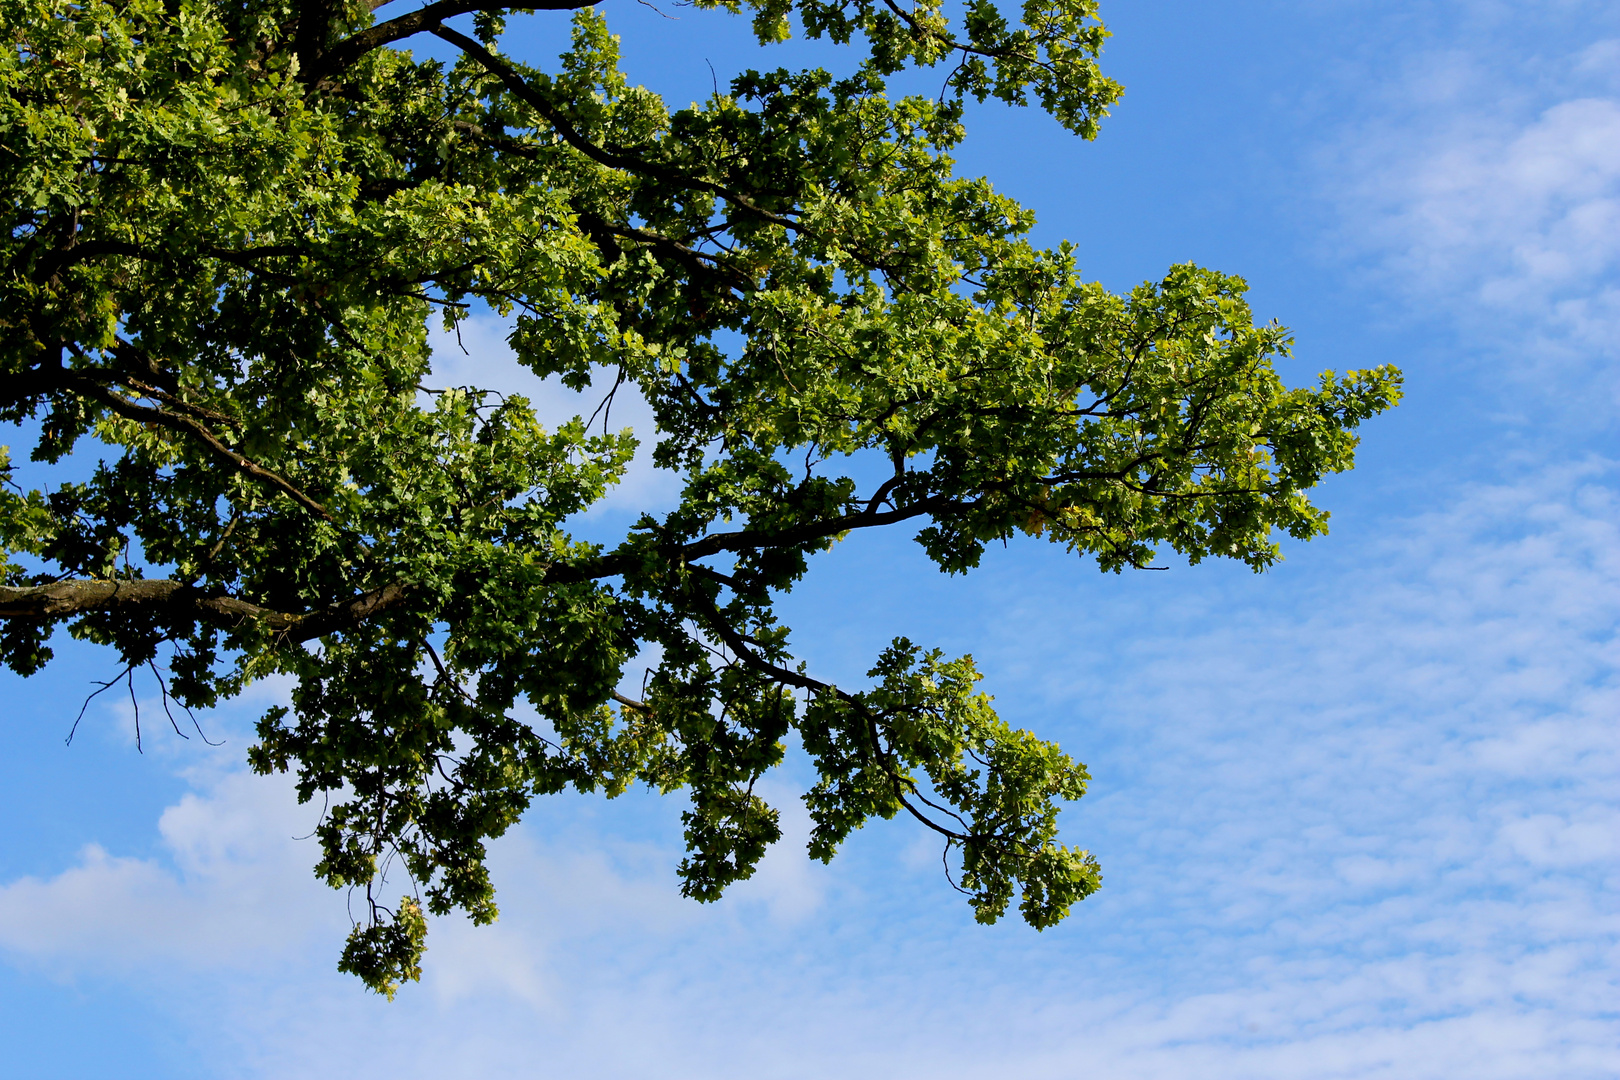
[0,0,1400,996]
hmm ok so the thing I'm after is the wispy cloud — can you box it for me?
[1321,21,1620,399]
[3,456,1611,1078]
[959,459,1620,1075]
[0,767,340,975]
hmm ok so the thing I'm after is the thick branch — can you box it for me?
[430,26,803,234]
[319,2,596,75]
[1,476,962,646]
[0,579,407,642]
[548,493,962,584]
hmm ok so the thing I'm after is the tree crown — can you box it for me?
[0,0,1400,995]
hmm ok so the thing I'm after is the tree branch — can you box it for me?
[65,372,333,521]
[685,571,972,843]
[547,493,963,584]
[430,26,803,234]
[0,579,408,642]
[319,1,598,76]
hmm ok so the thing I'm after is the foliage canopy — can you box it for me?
[0,0,1400,995]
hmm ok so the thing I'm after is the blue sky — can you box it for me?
[2,1,1616,1076]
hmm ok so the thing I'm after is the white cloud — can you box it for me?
[1321,28,1620,400]
[1369,94,1620,319]
[0,768,340,974]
